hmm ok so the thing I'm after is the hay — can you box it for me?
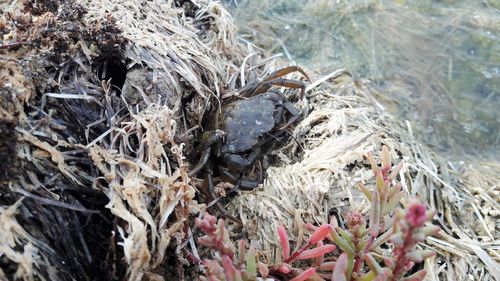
[0,0,498,281]
[1,0,240,279]
[227,70,500,280]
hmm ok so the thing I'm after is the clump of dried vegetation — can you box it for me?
[196,147,440,281]
[0,0,498,281]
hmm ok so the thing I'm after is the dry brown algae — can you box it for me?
[0,0,498,281]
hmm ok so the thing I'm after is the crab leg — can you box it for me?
[264,65,311,82]
[279,100,301,129]
[266,91,301,130]
[205,168,242,224]
[223,146,263,171]
[188,147,211,177]
[188,130,224,176]
[239,65,310,97]
[190,129,224,157]
[221,170,260,190]
[254,78,307,98]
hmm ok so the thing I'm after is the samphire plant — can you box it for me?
[194,146,441,280]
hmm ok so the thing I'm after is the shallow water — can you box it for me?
[224,0,500,158]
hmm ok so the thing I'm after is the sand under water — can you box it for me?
[0,0,498,281]
[223,0,500,158]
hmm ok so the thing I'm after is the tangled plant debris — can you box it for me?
[0,0,498,281]
[195,147,440,281]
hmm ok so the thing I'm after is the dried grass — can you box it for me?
[1,0,243,280]
[0,0,498,281]
[228,71,500,280]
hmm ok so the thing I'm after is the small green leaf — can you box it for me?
[390,232,404,247]
[406,249,435,263]
[358,270,377,281]
[371,228,394,250]
[389,161,403,180]
[366,152,379,174]
[364,253,384,275]
[401,269,427,281]
[245,245,257,277]
[346,253,355,281]
[388,182,402,198]
[381,146,391,168]
[358,182,372,201]
[331,228,356,256]
[376,171,385,193]
[338,227,353,244]
[369,187,381,236]
[422,225,441,236]
[385,191,404,215]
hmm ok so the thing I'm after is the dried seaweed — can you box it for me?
[1,0,498,281]
[1,0,249,280]
[227,71,500,280]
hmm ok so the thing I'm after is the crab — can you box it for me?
[188,66,309,214]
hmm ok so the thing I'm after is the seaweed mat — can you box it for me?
[0,0,498,280]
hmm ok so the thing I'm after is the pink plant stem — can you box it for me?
[285,224,332,263]
[284,244,310,264]
[352,254,362,279]
[353,234,376,277]
[389,227,416,281]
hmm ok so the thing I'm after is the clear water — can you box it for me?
[224,0,500,158]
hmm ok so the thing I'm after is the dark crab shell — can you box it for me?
[219,92,279,154]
